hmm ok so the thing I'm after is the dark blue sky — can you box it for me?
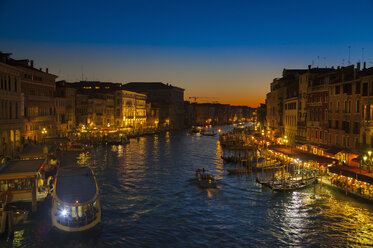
[1,0,373,106]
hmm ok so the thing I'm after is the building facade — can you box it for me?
[360,68,373,149]
[266,69,307,137]
[284,97,298,144]
[123,82,185,130]
[0,53,23,157]
[328,65,361,150]
[55,81,77,135]
[120,90,147,130]
[4,54,58,143]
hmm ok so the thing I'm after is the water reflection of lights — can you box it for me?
[117,144,123,157]
[276,187,373,246]
[215,141,224,180]
[111,145,118,152]
[12,230,24,247]
[77,152,90,167]
[321,193,373,245]
[284,192,308,238]
[153,135,160,161]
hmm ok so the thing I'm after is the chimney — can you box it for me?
[46,68,49,73]
[308,65,311,70]
[39,68,42,71]
[357,62,361,71]
[364,62,366,69]
[30,60,34,67]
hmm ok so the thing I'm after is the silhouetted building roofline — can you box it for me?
[123,82,184,92]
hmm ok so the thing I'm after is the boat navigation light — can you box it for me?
[61,209,68,217]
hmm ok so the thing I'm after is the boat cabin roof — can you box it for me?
[19,144,57,158]
[56,166,98,204]
[0,159,45,178]
[197,171,214,179]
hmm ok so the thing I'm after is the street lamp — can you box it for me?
[368,151,373,172]
[362,155,368,172]
[41,128,47,143]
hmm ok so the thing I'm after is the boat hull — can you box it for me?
[197,181,217,188]
[270,178,317,192]
[51,213,101,232]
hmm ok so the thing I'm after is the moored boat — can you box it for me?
[268,177,317,192]
[51,166,101,232]
[195,169,217,188]
[201,130,217,136]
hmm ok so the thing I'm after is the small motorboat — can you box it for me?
[195,169,217,188]
[201,131,217,136]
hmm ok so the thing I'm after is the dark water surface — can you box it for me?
[2,126,373,247]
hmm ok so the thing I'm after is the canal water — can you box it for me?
[2,126,373,247]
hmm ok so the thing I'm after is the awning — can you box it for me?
[325,147,343,155]
[352,156,362,163]
[269,146,337,164]
[328,166,373,184]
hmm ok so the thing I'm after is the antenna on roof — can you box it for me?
[342,59,345,66]
[81,65,84,81]
[348,45,351,65]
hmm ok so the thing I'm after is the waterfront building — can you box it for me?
[296,67,336,144]
[146,103,159,129]
[67,81,148,131]
[327,65,362,156]
[195,103,216,125]
[2,53,57,143]
[215,104,230,125]
[284,96,298,145]
[229,106,243,123]
[266,69,307,137]
[75,93,89,128]
[360,65,373,150]
[306,71,331,152]
[68,81,120,129]
[119,90,147,131]
[184,102,232,127]
[55,81,77,136]
[0,52,23,157]
[256,103,266,127]
[123,82,185,130]
[184,101,196,128]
